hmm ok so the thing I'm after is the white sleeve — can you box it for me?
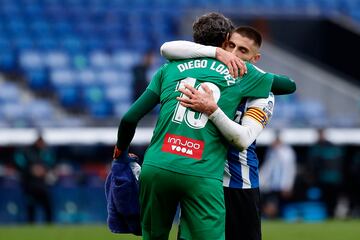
[208,94,275,151]
[209,108,263,151]
[245,93,275,127]
[160,41,216,60]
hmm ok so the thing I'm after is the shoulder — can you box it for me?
[246,93,275,120]
[247,93,275,109]
[245,62,266,74]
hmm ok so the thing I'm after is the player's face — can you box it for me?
[223,32,261,63]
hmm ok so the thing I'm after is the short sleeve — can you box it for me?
[240,63,274,98]
[146,64,167,96]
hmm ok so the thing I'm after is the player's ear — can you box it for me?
[222,40,228,49]
[251,54,261,64]
[222,32,231,48]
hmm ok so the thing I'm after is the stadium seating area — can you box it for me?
[0,0,359,127]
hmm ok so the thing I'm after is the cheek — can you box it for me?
[235,53,250,61]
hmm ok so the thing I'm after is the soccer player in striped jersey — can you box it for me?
[162,26,292,240]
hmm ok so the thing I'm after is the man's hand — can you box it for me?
[215,47,247,78]
[113,146,139,162]
[176,83,218,116]
[113,145,122,159]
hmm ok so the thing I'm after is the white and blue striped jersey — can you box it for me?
[223,93,275,189]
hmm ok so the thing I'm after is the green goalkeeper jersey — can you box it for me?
[143,58,273,180]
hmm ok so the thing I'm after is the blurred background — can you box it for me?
[0,0,359,232]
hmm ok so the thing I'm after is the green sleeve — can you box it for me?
[116,89,160,150]
[240,63,273,98]
[271,74,296,95]
[146,64,166,95]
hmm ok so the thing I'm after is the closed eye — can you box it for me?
[239,47,249,54]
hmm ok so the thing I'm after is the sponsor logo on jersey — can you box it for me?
[162,133,204,160]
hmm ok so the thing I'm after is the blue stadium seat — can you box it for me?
[25,68,49,90]
[87,101,113,118]
[45,51,70,69]
[0,37,12,50]
[61,35,84,54]
[30,19,51,35]
[82,85,113,117]
[71,53,89,69]
[112,51,141,70]
[89,51,112,69]
[82,85,106,105]
[23,2,43,16]
[13,36,35,50]
[53,21,73,35]
[0,82,20,103]
[113,101,132,117]
[50,69,76,86]
[36,36,59,50]
[0,50,17,71]
[19,50,44,70]
[98,69,130,85]
[1,102,27,121]
[77,69,97,86]
[19,51,50,90]
[50,69,81,107]
[104,83,132,103]
[26,99,54,121]
[84,36,106,52]
[104,36,127,51]
[56,86,81,108]
[6,18,27,35]
[75,21,95,36]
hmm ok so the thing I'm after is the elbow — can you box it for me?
[232,139,251,152]
[120,112,137,128]
[160,42,170,56]
[289,79,297,93]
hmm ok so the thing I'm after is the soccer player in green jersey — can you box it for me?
[161,26,294,240]
[115,13,294,240]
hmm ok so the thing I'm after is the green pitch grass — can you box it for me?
[0,220,359,240]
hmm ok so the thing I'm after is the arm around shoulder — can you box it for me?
[160,40,216,60]
[209,108,264,151]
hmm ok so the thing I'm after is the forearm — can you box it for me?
[160,40,216,60]
[271,75,296,95]
[209,108,263,151]
[116,89,159,150]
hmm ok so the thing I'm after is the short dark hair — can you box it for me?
[233,26,262,47]
[192,12,234,47]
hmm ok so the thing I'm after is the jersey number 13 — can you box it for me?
[172,77,220,129]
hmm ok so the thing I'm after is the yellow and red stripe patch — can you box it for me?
[244,107,268,127]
